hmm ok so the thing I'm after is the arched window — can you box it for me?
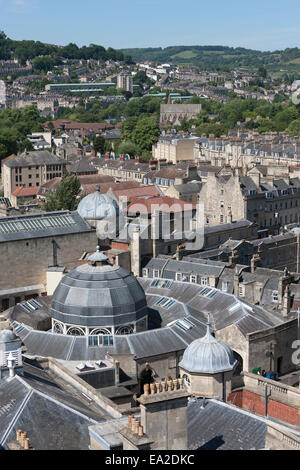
[66,326,85,336]
[182,374,191,387]
[53,321,64,334]
[89,327,111,336]
[115,325,134,335]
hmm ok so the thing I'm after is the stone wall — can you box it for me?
[248,319,298,375]
[0,230,97,292]
[265,422,300,450]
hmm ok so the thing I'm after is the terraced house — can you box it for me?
[199,166,300,235]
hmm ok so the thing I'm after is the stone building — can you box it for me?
[152,136,198,164]
[0,211,96,311]
[2,150,67,199]
[117,73,133,93]
[160,103,202,126]
[198,166,300,235]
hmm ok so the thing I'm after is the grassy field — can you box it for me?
[171,50,198,59]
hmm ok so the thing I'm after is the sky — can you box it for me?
[1,0,300,51]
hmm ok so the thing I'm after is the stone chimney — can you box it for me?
[278,267,292,308]
[233,265,240,296]
[120,415,153,450]
[251,254,260,273]
[134,380,190,450]
[282,285,291,317]
[175,244,185,261]
[228,249,238,267]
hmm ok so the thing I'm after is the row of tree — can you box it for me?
[0,31,133,65]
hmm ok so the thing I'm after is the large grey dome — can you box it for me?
[77,188,119,220]
[179,326,237,374]
[0,330,18,343]
[51,260,148,329]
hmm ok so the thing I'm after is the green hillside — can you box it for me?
[119,45,300,72]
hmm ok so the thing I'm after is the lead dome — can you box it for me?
[50,247,148,336]
[77,187,119,221]
[179,324,237,374]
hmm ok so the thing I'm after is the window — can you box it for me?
[88,336,99,347]
[155,296,168,306]
[272,291,278,303]
[220,201,224,208]
[153,269,160,278]
[239,285,245,297]
[201,277,209,286]
[103,335,113,346]
[190,275,197,284]
[142,268,148,277]
[222,281,230,292]
[183,374,191,387]
[176,273,182,281]
[220,215,224,223]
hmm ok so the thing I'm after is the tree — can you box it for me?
[132,117,160,152]
[121,117,138,141]
[0,132,18,161]
[286,119,300,136]
[43,174,81,212]
[117,140,139,157]
[257,66,268,79]
[93,135,106,155]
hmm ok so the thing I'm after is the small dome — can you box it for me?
[179,325,237,374]
[77,188,119,220]
[0,329,18,343]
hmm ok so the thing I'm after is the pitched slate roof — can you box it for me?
[0,362,111,450]
[188,399,267,450]
[4,151,67,169]
[0,211,94,242]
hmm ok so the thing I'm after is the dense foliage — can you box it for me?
[0,31,132,65]
[43,174,81,212]
[188,98,300,137]
[0,106,44,160]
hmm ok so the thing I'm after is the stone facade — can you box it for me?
[152,137,197,164]
[160,104,202,126]
[0,230,97,310]
[198,166,300,232]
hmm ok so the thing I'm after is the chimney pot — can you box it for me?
[155,382,161,393]
[21,432,27,448]
[138,426,144,437]
[143,384,149,396]
[134,419,139,435]
[24,438,29,450]
[16,430,22,442]
[150,383,155,395]
[128,414,133,429]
